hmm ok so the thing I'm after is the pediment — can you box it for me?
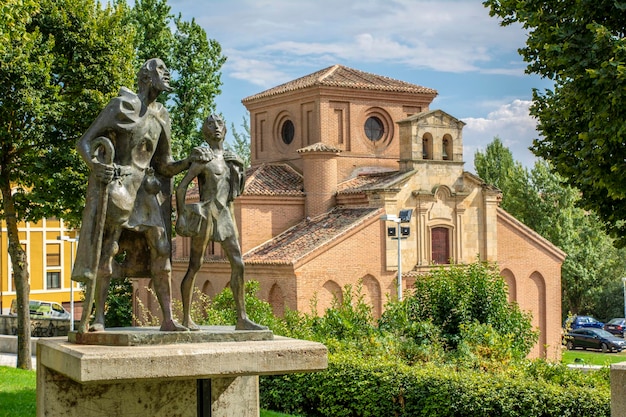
[399,109,465,130]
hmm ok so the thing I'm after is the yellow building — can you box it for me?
[0,218,80,318]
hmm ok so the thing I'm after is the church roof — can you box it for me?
[297,142,342,153]
[243,163,304,196]
[337,170,415,194]
[242,64,438,102]
[243,207,382,264]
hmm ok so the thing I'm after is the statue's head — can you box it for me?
[202,114,226,143]
[137,58,172,94]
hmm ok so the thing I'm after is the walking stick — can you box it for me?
[77,137,114,333]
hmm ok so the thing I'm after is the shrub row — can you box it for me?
[260,354,610,417]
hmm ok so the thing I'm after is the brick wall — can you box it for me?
[497,209,564,361]
[235,196,305,253]
[295,215,395,317]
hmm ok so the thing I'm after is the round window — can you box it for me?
[364,116,384,141]
[281,120,295,145]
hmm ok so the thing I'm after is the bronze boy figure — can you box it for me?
[176,114,266,331]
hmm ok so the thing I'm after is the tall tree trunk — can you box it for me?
[0,182,32,370]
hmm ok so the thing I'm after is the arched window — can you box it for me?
[422,133,433,159]
[431,227,450,264]
[442,134,453,161]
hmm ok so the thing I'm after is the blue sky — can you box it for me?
[167,0,553,171]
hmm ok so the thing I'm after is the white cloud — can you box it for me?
[185,0,527,83]
[462,100,540,171]
[225,55,293,89]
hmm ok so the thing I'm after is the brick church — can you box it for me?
[136,65,564,359]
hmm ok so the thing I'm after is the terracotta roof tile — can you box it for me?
[242,65,437,102]
[244,163,304,196]
[297,142,342,153]
[337,170,414,194]
[244,207,381,264]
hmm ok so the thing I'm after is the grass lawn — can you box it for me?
[0,367,36,417]
[562,348,626,366]
[0,366,298,417]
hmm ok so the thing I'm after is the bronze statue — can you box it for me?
[72,58,208,333]
[176,114,266,331]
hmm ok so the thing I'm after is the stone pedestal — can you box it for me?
[36,327,327,417]
[612,362,626,416]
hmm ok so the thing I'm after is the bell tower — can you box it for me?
[398,109,465,174]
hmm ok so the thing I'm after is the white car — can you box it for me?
[10,299,70,320]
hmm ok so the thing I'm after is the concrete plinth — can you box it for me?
[36,328,327,417]
[612,362,626,416]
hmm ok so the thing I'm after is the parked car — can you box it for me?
[563,315,604,330]
[9,299,70,320]
[564,328,626,353]
[604,318,626,337]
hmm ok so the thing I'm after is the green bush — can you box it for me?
[379,261,537,363]
[308,283,380,353]
[261,353,610,417]
[199,280,287,331]
[104,277,133,328]
[189,268,607,417]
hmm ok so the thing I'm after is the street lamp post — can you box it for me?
[58,235,78,331]
[381,210,412,301]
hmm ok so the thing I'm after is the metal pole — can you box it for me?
[397,220,402,301]
[622,277,626,319]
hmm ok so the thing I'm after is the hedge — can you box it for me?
[260,354,609,417]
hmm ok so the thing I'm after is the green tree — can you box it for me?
[169,15,226,159]
[474,137,537,227]
[0,0,56,370]
[129,0,226,160]
[228,115,251,168]
[508,160,623,317]
[31,0,135,224]
[483,0,626,247]
[0,0,134,369]
[127,0,173,67]
[0,0,226,368]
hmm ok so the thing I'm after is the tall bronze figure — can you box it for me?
[176,114,266,331]
[72,58,208,333]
